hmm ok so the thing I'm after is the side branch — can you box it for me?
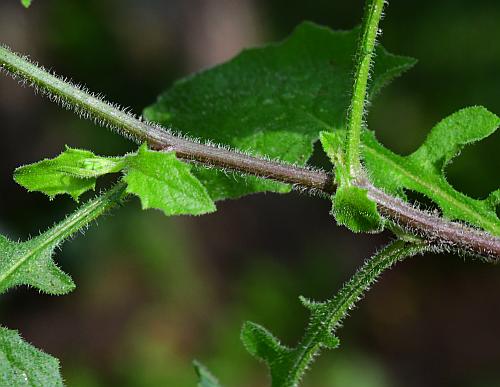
[1,45,499,260]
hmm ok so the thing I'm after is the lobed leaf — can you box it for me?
[320,131,383,233]
[320,106,500,235]
[361,106,500,235]
[144,22,416,200]
[0,235,74,295]
[0,327,63,387]
[193,360,222,387]
[21,0,32,8]
[0,183,125,295]
[124,144,216,216]
[14,147,123,201]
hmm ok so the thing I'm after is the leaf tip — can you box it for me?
[240,321,288,362]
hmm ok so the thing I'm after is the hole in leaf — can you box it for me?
[309,140,333,171]
[446,130,500,200]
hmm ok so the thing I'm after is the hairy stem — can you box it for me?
[285,240,427,386]
[344,0,385,178]
[38,182,126,247]
[1,46,499,260]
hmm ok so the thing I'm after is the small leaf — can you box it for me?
[193,360,222,387]
[362,106,500,235]
[14,147,124,201]
[332,185,383,233]
[124,144,216,216]
[0,327,63,387]
[486,189,500,208]
[144,22,416,200]
[0,183,125,295]
[320,131,383,233]
[21,0,32,8]
[299,296,340,349]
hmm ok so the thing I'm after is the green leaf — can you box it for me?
[361,106,500,235]
[14,144,216,217]
[21,0,32,8]
[0,327,63,387]
[0,235,74,295]
[124,144,216,216]
[332,185,383,233]
[14,147,124,201]
[144,22,416,200]
[320,132,383,233]
[193,360,222,387]
[192,167,290,202]
[240,321,290,365]
[0,183,125,294]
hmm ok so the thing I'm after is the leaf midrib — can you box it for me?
[364,143,499,235]
[0,194,99,287]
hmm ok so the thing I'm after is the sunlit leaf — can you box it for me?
[14,147,124,201]
[124,144,216,216]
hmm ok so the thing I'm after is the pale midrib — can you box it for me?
[0,194,101,287]
[364,145,498,235]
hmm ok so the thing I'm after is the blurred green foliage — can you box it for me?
[0,0,499,386]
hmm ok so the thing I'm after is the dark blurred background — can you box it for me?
[1,1,499,386]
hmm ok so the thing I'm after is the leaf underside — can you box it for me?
[144,21,416,200]
[0,327,63,387]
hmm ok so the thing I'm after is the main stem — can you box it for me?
[344,0,385,178]
[1,46,499,259]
